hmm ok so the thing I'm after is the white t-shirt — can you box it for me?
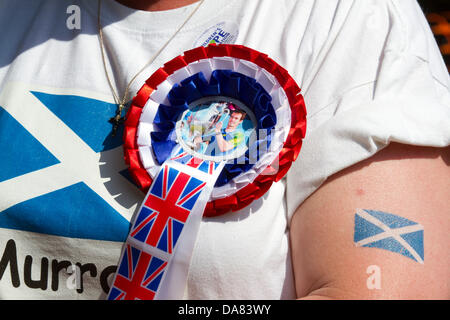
[0,0,448,299]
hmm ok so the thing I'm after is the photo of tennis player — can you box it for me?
[178,100,254,159]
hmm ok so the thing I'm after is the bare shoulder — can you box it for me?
[290,143,450,299]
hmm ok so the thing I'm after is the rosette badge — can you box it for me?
[109,44,306,300]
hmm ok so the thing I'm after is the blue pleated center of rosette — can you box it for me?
[151,69,277,187]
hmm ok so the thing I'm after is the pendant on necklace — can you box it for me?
[109,103,126,137]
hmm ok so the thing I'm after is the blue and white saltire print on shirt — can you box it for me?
[354,209,424,264]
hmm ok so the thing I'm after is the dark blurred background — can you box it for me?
[418,0,449,13]
[418,0,449,71]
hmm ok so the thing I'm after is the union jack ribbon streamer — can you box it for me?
[108,156,225,300]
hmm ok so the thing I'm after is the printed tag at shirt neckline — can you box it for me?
[193,21,239,47]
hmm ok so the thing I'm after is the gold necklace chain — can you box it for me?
[97,0,205,135]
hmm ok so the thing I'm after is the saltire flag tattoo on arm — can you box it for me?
[353,209,424,264]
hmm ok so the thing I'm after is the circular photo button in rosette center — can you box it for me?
[123,44,306,217]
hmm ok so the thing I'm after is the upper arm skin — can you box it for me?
[290,143,450,300]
